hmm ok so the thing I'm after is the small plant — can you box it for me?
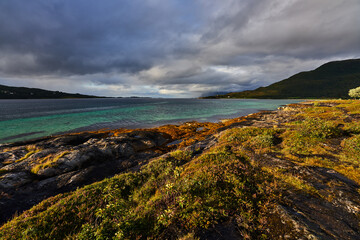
[220,127,281,153]
[313,101,321,107]
[15,146,42,163]
[31,151,70,174]
[262,166,319,197]
[282,118,341,154]
[341,134,360,163]
[343,122,360,134]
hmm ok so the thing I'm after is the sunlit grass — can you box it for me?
[31,151,70,174]
[261,166,320,197]
[1,99,360,239]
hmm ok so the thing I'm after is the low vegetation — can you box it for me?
[1,99,360,239]
[282,117,342,154]
[31,151,70,174]
[0,145,276,239]
[14,145,42,163]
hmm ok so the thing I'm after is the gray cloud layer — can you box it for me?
[0,0,359,97]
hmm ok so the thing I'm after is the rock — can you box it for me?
[59,147,103,172]
[17,149,57,171]
[48,133,106,148]
[185,136,218,154]
[196,127,205,131]
[0,149,27,164]
[0,129,172,225]
[0,152,13,163]
[37,167,62,178]
[66,167,93,185]
[0,172,33,189]
[129,138,156,151]
[167,139,183,146]
[128,131,168,146]
[115,143,135,157]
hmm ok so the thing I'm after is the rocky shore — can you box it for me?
[1,100,360,239]
[0,130,171,224]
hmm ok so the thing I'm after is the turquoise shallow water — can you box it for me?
[0,98,300,144]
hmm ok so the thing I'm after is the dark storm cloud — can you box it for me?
[0,0,201,76]
[0,0,359,97]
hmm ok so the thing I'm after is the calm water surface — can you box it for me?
[0,98,300,143]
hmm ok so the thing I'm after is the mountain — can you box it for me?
[204,59,360,99]
[0,84,102,99]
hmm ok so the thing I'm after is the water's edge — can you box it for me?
[0,99,300,144]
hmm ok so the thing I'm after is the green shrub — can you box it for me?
[341,134,360,163]
[297,118,341,139]
[282,118,341,154]
[220,127,280,153]
[343,122,360,134]
[313,101,321,107]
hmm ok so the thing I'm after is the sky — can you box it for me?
[0,0,359,98]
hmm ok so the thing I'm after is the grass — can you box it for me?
[1,99,360,239]
[277,100,360,186]
[13,145,42,163]
[0,139,276,239]
[281,117,342,154]
[31,151,70,174]
[261,166,320,197]
[343,122,360,134]
[341,134,360,163]
[220,127,281,154]
[297,105,345,120]
[337,100,360,114]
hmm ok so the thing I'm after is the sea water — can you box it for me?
[0,98,299,143]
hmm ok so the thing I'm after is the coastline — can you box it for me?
[1,100,300,148]
[0,98,301,144]
[1,99,360,239]
[0,102,303,223]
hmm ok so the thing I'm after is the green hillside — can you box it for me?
[0,84,101,99]
[205,59,360,99]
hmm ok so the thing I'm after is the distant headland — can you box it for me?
[203,58,360,99]
[0,84,104,99]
